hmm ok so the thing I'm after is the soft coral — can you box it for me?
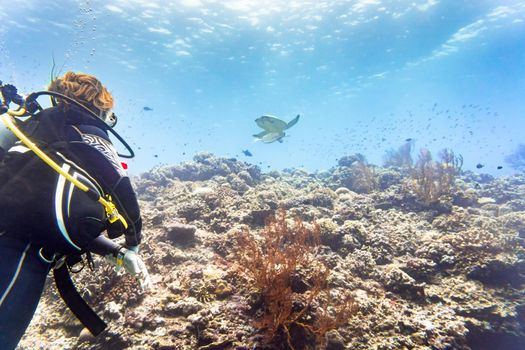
[234,209,356,349]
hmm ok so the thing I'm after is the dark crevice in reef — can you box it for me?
[466,327,525,350]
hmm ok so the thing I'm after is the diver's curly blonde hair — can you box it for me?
[48,72,114,113]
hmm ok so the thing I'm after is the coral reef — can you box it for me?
[406,148,463,209]
[233,209,356,349]
[383,140,415,169]
[328,154,378,194]
[19,153,525,350]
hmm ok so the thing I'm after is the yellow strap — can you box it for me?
[1,112,128,229]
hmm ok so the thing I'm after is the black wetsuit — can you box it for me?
[0,105,142,349]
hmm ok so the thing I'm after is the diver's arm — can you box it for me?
[91,233,152,291]
[108,176,142,246]
[86,235,121,257]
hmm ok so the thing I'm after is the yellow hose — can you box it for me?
[8,108,27,117]
[1,112,128,229]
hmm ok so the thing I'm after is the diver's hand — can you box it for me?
[105,248,152,292]
[122,249,152,292]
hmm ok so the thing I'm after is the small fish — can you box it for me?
[405,138,413,142]
[497,166,503,170]
[476,163,484,169]
[242,149,253,157]
[143,106,153,111]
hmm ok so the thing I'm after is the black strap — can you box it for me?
[53,263,107,336]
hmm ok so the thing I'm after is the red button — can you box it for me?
[121,162,128,170]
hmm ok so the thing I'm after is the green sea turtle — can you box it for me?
[253,114,300,143]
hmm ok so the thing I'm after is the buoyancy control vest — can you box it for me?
[0,106,110,254]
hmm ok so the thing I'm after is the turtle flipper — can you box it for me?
[262,131,286,143]
[253,131,269,138]
[285,114,300,130]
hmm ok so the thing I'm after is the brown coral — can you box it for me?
[233,209,357,349]
[407,148,462,206]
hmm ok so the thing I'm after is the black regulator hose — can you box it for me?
[25,91,135,158]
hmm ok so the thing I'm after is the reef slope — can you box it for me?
[18,153,525,350]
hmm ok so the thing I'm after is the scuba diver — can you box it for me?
[0,72,151,349]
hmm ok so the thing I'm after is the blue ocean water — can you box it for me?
[0,0,524,176]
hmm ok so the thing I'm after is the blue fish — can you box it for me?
[143,106,153,111]
[242,149,253,157]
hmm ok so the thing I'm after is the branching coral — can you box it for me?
[383,140,415,168]
[351,160,378,194]
[334,154,378,194]
[234,209,356,349]
[407,148,463,206]
[82,261,143,308]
